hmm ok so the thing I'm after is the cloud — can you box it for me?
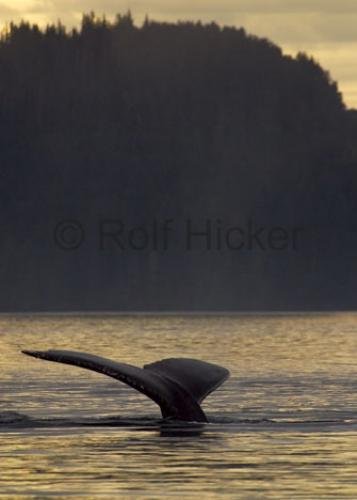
[99,0,357,16]
[238,12,357,45]
[0,2,19,18]
[2,1,357,44]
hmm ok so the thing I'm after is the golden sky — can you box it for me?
[1,0,356,109]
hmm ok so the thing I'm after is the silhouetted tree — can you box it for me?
[0,13,356,310]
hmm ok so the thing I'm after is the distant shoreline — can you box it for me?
[0,310,352,317]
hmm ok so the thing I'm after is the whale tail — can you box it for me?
[22,350,230,422]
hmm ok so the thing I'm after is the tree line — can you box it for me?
[0,12,356,310]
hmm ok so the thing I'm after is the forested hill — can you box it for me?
[0,13,356,311]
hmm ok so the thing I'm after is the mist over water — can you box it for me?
[1,313,357,497]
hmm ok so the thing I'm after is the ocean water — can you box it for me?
[1,314,357,498]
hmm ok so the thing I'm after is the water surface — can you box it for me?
[1,314,357,497]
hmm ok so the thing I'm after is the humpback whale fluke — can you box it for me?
[22,350,230,422]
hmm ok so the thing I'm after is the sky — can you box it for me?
[0,0,356,109]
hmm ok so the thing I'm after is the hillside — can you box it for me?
[0,13,356,310]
